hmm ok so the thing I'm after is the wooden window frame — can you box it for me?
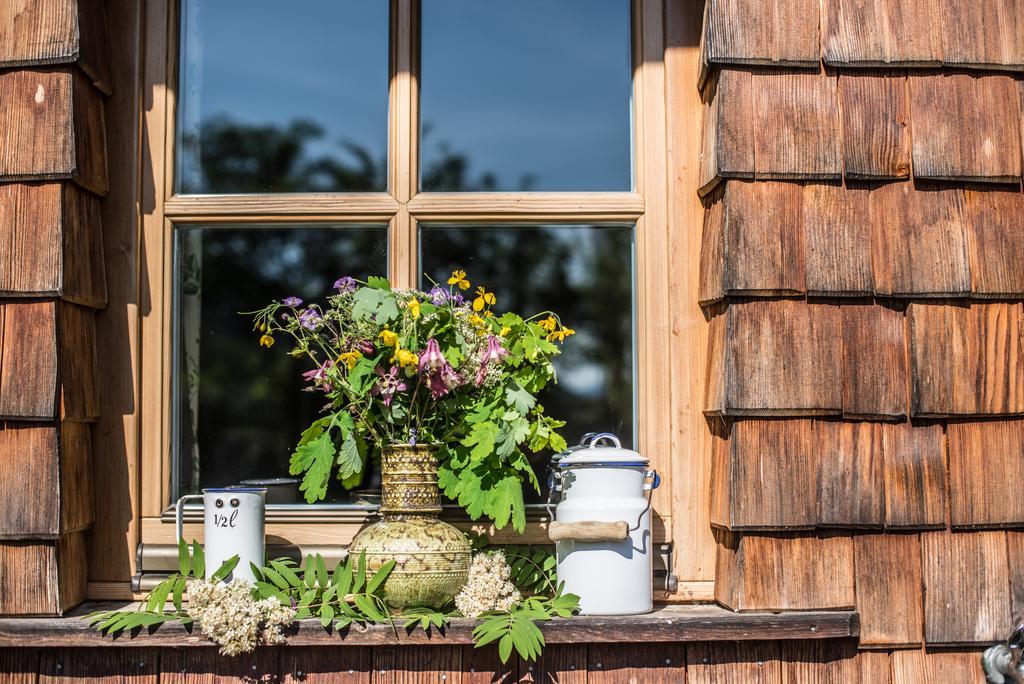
[127,0,712,601]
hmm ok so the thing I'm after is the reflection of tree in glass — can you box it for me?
[179,115,386,193]
[421,122,538,191]
[421,226,634,500]
[177,227,387,500]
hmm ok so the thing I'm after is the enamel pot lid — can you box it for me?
[557,433,648,467]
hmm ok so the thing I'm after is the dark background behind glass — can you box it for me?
[420,225,635,490]
[175,0,388,193]
[174,226,388,500]
[420,0,633,191]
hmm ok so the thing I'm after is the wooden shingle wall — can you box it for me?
[699,0,1024,657]
[0,0,109,616]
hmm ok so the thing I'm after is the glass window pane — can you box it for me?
[174,225,388,501]
[176,1,388,194]
[420,0,633,192]
[420,225,635,478]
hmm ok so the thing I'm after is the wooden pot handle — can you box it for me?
[548,520,629,542]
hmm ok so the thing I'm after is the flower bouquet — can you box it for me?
[251,271,573,533]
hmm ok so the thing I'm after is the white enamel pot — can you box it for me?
[175,487,267,583]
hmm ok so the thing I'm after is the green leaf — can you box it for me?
[172,577,186,612]
[333,557,353,595]
[297,416,331,447]
[303,555,316,588]
[351,287,386,321]
[270,559,301,587]
[177,538,191,577]
[146,578,174,613]
[315,555,329,589]
[211,555,240,583]
[289,429,337,504]
[191,541,205,579]
[366,276,391,290]
[367,560,396,594]
[462,421,499,462]
[319,603,336,627]
[505,384,536,415]
[263,567,289,590]
[336,433,362,481]
[353,594,386,622]
[249,562,265,583]
[353,553,367,594]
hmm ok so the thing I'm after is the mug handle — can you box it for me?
[175,495,204,546]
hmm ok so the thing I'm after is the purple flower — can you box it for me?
[475,335,510,387]
[298,308,322,331]
[428,285,465,307]
[418,338,446,373]
[282,296,303,307]
[429,363,462,399]
[355,339,375,355]
[333,276,357,293]
[302,360,335,393]
[409,428,418,446]
[371,366,407,407]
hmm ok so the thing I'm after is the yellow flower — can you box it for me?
[499,326,512,337]
[447,269,471,291]
[259,334,275,348]
[338,350,362,370]
[409,297,421,319]
[472,286,496,312]
[468,313,486,328]
[539,316,558,332]
[379,328,399,347]
[547,327,576,343]
[392,348,418,368]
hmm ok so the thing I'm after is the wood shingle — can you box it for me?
[841,302,908,419]
[939,0,1024,71]
[869,181,971,298]
[880,420,946,529]
[965,187,1024,298]
[815,419,886,527]
[823,0,943,67]
[838,72,911,179]
[699,68,753,195]
[853,533,924,646]
[948,419,1024,528]
[908,302,1024,416]
[909,73,1022,183]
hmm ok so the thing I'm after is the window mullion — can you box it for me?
[389,0,419,288]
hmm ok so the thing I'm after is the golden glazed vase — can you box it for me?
[347,444,471,609]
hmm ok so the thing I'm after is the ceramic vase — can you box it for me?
[347,444,471,609]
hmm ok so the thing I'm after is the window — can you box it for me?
[140,0,675,556]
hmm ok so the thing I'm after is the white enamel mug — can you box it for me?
[175,487,266,583]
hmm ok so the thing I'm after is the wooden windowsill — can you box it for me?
[0,604,858,648]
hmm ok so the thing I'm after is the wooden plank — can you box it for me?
[822,0,943,66]
[686,641,781,683]
[908,302,1024,417]
[706,299,843,416]
[0,69,108,195]
[751,69,841,180]
[371,646,461,683]
[889,648,925,683]
[922,531,1010,644]
[715,532,856,611]
[699,181,806,304]
[712,419,816,530]
[853,534,924,646]
[880,421,946,529]
[161,647,280,683]
[869,181,970,297]
[909,73,1022,183]
[0,640,39,682]
[523,644,586,684]
[965,187,1024,298]
[87,0,141,585]
[588,642,686,683]
[0,604,861,648]
[461,645,514,683]
[0,301,58,420]
[838,72,911,179]
[57,302,98,421]
[281,646,371,683]
[841,302,908,419]
[0,0,113,94]
[699,68,754,195]
[948,419,1024,527]
[815,420,885,527]
[779,640,859,682]
[0,534,84,616]
[802,183,873,296]
[38,647,158,683]
[940,0,1024,70]
[702,0,821,71]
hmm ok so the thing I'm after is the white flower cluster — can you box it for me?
[454,550,522,618]
[186,579,295,656]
